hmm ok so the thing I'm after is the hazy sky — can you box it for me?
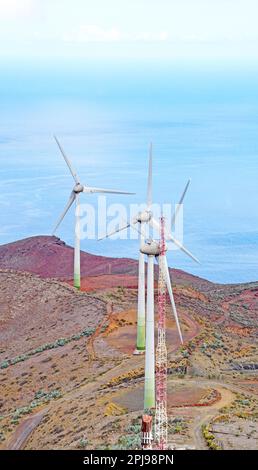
[0,0,258,61]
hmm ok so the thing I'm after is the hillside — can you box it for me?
[0,236,257,450]
[0,236,210,289]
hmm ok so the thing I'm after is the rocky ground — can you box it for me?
[0,236,257,450]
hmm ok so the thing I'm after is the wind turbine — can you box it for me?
[99,144,199,352]
[52,135,134,289]
[140,235,185,410]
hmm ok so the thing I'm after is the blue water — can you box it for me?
[0,59,258,284]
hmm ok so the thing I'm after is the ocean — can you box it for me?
[0,59,258,284]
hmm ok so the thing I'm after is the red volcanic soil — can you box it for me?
[0,235,210,289]
[68,274,138,292]
[0,236,136,278]
[104,309,200,356]
[113,382,209,412]
[223,287,258,327]
[0,270,107,360]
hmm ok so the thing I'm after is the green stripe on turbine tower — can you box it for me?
[74,272,81,289]
[142,253,155,409]
[136,322,145,350]
[136,245,146,350]
[144,377,155,409]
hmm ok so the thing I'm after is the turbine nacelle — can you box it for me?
[135,210,152,224]
[140,239,167,256]
[73,183,84,193]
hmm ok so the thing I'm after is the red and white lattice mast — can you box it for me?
[155,216,168,450]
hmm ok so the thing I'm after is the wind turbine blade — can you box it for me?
[149,217,162,234]
[151,217,200,264]
[146,142,152,208]
[83,186,134,195]
[98,221,131,240]
[171,179,191,228]
[98,217,142,240]
[54,135,79,184]
[162,255,183,344]
[52,191,76,235]
[167,234,200,264]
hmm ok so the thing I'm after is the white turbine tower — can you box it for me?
[140,236,186,410]
[99,144,199,352]
[52,136,134,289]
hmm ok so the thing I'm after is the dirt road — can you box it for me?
[192,383,235,449]
[5,408,48,450]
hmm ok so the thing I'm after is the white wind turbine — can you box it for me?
[99,144,199,352]
[52,136,134,289]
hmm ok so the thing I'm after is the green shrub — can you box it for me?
[11,389,62,425]
[0,327,96,369]
[71,334,82,341]
[55,338,67,347]
[78,438,88,449]
[34,390,46,400]
[125,423,141,433]
[114,434,141,450]
[0,361,10,369]
[202,424,222,450]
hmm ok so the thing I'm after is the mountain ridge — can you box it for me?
[0,235,211,289]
